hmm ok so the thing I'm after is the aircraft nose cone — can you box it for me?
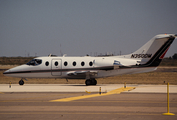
[3,70,10,75]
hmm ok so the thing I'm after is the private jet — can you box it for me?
[3,34,176,85]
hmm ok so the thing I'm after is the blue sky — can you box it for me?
[0,0,177,57]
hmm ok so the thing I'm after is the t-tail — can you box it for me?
[124,34,177,67]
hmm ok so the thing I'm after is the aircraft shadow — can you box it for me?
[60,84,107,86]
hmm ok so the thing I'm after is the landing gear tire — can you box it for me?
[85,79,91,86]
[19,79,24,85]
[85,79,97,86]
[91,79,97,85]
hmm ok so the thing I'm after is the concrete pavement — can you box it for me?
[0,84,177,93]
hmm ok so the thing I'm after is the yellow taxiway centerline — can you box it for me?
[50,87,135,102]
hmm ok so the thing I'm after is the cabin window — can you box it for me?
[55,61,58,66]
[81,61,85,66]
[73,61,76,66]
[64,61,68,66]
[89,61,93,66]
[45,61,49,66]
[26,59,42,66]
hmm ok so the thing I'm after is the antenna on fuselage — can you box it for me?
[60,44,63,56]
[63,54,67,57]
[48,54,57,57]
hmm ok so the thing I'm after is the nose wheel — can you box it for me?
[85,79,97,86]
[19,79,24,85]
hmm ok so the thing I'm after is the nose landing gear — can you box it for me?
[19,79,24,85]
[19,78,27,85]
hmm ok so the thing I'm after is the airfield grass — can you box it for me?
[0,65,177,85]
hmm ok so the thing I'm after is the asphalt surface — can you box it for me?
[0,91,177,119]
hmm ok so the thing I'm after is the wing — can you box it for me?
[67,71,98,79]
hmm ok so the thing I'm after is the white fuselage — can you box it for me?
[4,56,156,79]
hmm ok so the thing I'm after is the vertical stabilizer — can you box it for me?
[122,34,176,67]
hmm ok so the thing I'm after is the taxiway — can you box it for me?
[0,84,177,120]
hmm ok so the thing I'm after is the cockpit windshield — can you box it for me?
[26,59,42,66]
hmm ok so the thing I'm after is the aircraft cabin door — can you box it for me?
[51,59,62,76]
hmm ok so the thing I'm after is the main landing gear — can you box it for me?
[85,79,97,86]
